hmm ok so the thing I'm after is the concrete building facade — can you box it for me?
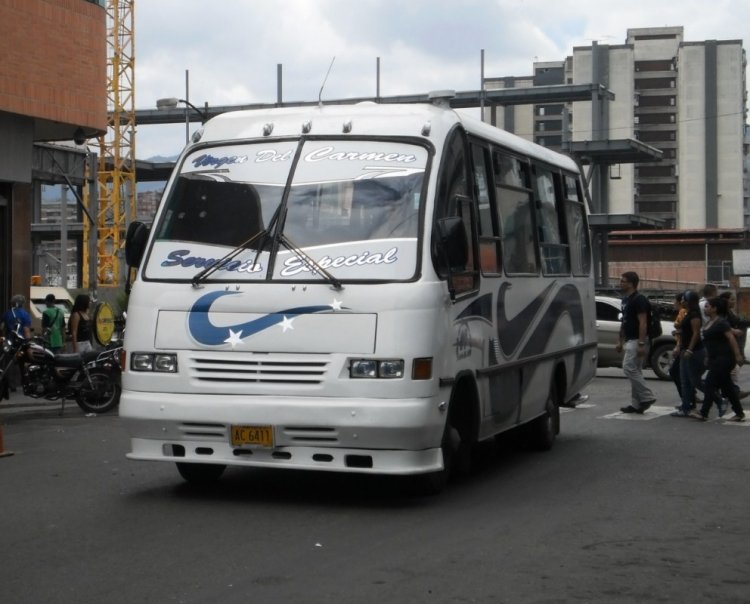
[571,27,747,230]
[485,26,748,287]
[0,0,107,308]
[574,28,747,286]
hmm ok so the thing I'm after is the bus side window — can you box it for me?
[493,151,537,275]
[534,167,570,275]
[563,174,592,276]
[471,142,501,276]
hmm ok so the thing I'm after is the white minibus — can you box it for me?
[122,94,597,493]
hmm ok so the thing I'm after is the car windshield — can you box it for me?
[145,139,428,283]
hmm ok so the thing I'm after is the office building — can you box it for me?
[485,26,748,287]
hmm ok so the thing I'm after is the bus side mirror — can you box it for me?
[436,216,468,271]
[125,221,150,268]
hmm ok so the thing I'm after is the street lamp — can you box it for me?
[156,97,209,144]
[156,97,208,122]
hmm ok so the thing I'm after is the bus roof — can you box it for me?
[197,101,579,174]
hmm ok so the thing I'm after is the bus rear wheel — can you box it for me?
[527,380,560,451]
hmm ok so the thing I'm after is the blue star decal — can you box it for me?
[187,290,334,346]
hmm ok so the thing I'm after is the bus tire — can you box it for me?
[527,379,560,451]
[409,415,469,496]
[176,462,226,485]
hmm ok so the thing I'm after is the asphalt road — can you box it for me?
[1,369,749,604]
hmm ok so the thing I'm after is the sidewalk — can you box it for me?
[0,388,86,422]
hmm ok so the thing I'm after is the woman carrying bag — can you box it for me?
[69,294,93,353]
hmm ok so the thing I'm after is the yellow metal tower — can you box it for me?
[84,0,136,288]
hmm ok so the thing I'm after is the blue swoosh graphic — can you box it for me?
[496,282,554,357]
[519,283,586,381]
[188,290,332,345]
[455,293,493,323]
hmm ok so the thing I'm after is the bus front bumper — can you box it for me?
[120,390,446,475]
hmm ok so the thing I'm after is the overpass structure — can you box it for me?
[133,84,614,125]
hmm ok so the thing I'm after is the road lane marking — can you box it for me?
[600,405,674,420]
[560,403,595,414]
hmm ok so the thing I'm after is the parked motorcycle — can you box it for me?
[0,333,121,414]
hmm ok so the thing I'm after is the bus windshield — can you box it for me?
[146,139,429,283]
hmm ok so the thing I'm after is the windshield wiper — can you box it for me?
[191,229,266,287]
[277,233,343,290]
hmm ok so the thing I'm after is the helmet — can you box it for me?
[10,294,25,308]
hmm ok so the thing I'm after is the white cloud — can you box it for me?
[133,0,749,158]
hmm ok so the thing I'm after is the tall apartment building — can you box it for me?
[573,27,746,229]
[485,27,748,231]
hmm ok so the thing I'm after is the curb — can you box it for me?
[0,393,74,422]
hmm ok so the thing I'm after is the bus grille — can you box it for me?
[190,354,329,385]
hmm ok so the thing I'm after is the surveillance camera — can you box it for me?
[73,127,86,145]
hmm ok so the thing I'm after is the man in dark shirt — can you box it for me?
[615,271,656,413]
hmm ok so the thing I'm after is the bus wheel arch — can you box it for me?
[444,372,481,476]
[526,363,564,451]
[411,372,480,496]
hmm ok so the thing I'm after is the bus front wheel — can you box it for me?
[176,462,226,485]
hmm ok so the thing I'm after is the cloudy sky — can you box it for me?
[134,0,749,159]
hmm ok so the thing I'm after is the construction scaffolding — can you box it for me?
[84,0,136,288]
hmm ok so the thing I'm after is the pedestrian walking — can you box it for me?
[699,283,718,325]
[616,271,656,414]
[69,294,93,353]
[719,290,750,400]
[41,293,65,353]
[669,292,686,399]
[671,290,704,417]
[690,296,746,422]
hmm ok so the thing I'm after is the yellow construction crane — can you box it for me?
[84,0,136,288]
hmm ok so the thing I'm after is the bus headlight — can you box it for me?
[378,360,404,379]
[131,353,178,373]
[349,359,404,379]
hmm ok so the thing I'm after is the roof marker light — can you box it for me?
[428,90,455,108]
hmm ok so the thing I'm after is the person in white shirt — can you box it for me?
[699,283,718,325]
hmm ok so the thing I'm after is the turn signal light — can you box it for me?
[412,357,433,380]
